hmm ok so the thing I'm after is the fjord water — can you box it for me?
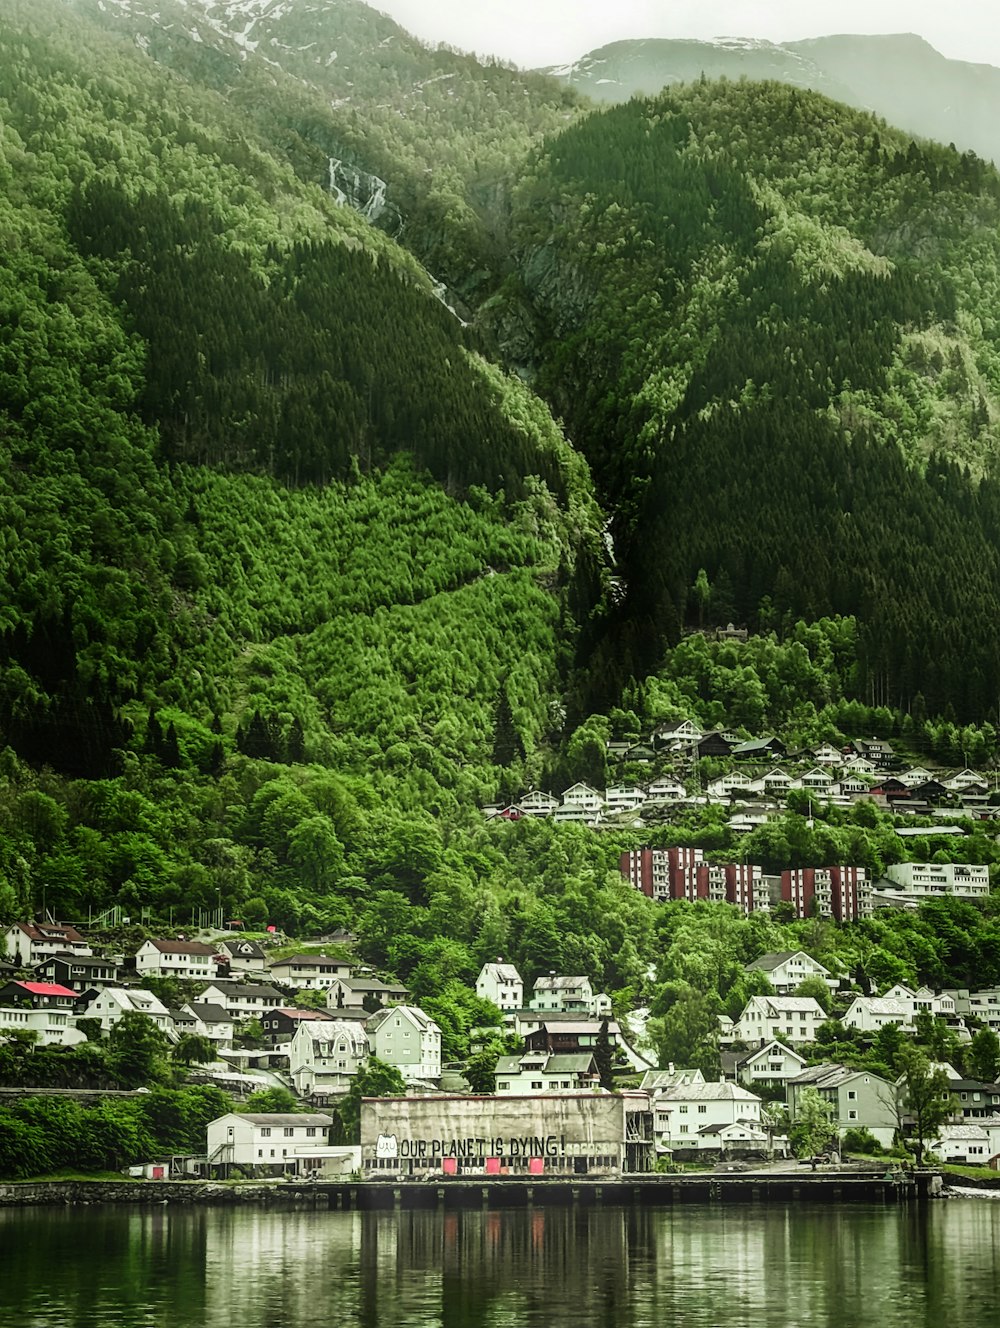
[2,1202,999,1327]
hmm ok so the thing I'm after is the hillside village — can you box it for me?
[5,919,1000,1178]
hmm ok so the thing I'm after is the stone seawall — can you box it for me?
[0,1172,942,1209]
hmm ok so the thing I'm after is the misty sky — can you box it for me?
[372,0,998,71]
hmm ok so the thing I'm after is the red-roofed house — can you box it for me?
[0,980,78,1010]
[4,922,92,968]
[136,939,219,981]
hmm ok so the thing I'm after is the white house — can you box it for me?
[529,975,611,1017]
[198,982,284,1020]
[0,1006,86,1047]
[365,1005,441,1082]
[5,922,92,967]
[553,783,605,826]
[81,986,174,1035]
[728,1040,807,1090]
[650,1080,764,1152]
[217,938,268,976]
[476,961,523,1011]
[732,995,827,1046]
[135,940,218,981]
[266,954,352,990]
[842,996,915,1033]
[603,785,647,815]
[494,1051,599,1094]
[178,1001,235,1046]
[744,951,834,995]
[517,791,560,818]
[645,776,686,802]
[289,1019,369,1097]
[325,977,409,1013]
[207,1112,336,1176]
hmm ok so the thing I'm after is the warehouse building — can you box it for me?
[360,1092,653,1179]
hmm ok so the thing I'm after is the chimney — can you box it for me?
[668,1062,674,1075]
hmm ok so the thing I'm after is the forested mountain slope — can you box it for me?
[0,0,603,788]
[61,0,584,292]
[489,81,1000,720]
[549,33,1000,165]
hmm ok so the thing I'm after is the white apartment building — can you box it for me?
[0,1007,86,1047]
[744,951,834,994]
[81,986,174,1035]
[553,783,605,826]
[651,1080,764,1152]
[881,863,990,899]
[266,954,352,990]
[207,1112,333,1175]
[289,1019,369,1097]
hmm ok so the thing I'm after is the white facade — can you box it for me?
[81,986,174,1035]
[494,1051,598,1094]
[651,1080,763,1151]
[289,1019,369,1096]
[882,863,990,899]
[366,1005,441,1082]
[517,791,560,818]
[207,1112,334,1173]
[733,1041,807,1089]
[5,923,92,967]
[198,982,284,1019]
[645,777,686,802]
[266,954,351,989]
[476,961,523,1011]
[0,1007,86,1046]
[553,783,605,826]
[733,996,826,1046]
[604,785,647,814]
[745,951,833,994]
[135,940,218,980]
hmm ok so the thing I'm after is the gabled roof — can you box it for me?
[145,940,218,956]
[269,953,349,970]
[268,1007,331,1022]
[4,980,76,998]
[366,1005,440,1035]
[295,1020,369,1051]
[789,1063,890,1089]
[233,1113,333,1127]
[532,975,590,991]
[332,977,409,995]
[639,1067,706,1092]
[749,996,824,1013]
[35,953,119,970]
[220,939,267,959]
[8,922,87,944]
[737,1040,806,1068]
[847,997,912,1017]
[745,951,829,975]
[187,1002,232,1024]
[202,982,283,999]
[479,961,522,983]
[654,1081,760,1103]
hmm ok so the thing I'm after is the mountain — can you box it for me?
[4,0,1000,1012]
[491,79,1000,717]
[60,0,585,296]
[547,33,1000,165]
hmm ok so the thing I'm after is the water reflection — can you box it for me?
[1,1200,999,1327]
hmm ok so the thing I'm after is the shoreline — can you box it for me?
[0,1171,949,1209]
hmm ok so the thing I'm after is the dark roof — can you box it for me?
[269,953,349,969]
[188,1003,231,1024]
[35,953,119,969]
[147,940,218,956]
[2,980,76,998]
[221,939,267,959]
[334,978,409,994]
[267,1007,331,1022]
[203,982,282,999]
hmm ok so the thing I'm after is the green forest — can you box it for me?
[4,0,1000,1115]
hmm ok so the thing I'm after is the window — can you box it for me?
[679,1125,689,1134]
[498,1082,510,1090]
[848,1110,858,1120]
[697,1105,707,1114]
[847,1091,857,1101]
[261,1128,271,1138]
[284,1128,294,1138]
[306,1128,316,1137]
[532,1081,543,1089]
[679,1106,688,1114]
